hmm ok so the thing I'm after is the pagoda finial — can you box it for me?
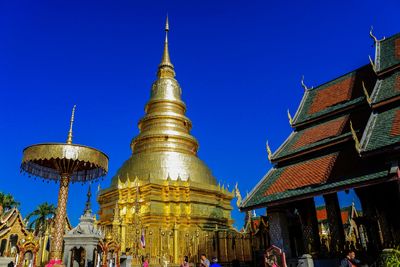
[266,140,272,160]
[165,14,169,32]
[158,15,175,78]
[84,183,92,214]
[66,105,76,144]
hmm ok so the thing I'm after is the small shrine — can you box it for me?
[63,186,104,267]
[16,233,40,267]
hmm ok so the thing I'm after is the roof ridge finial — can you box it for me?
[369,26,385,45]
[301,75,313,91]
[158,15,175,78]
[66,105,76,144]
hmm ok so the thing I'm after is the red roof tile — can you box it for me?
[396,38,400,59]
[292,116,348,150]
[252,219,260,229]
[308,77,355,114]
[264,154,338,196]
[341,210,349,223]
[390,109,400,136]
[317,208,349,224]
[316,208,327,221]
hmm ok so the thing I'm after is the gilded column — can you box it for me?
[173,223,178,263]
[223,232,228,262]
[121,223,126,252]
[50,174,70,261]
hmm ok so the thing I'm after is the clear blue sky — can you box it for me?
[0,0,398,228]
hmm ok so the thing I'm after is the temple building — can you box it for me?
[97,18,252,265]
[0,207,73,266]
[0,208,29,258]
[241,30,400,266]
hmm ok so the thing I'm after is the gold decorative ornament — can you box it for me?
[235,183,242,208]
[287,109,293,125]
[369,55,376,71]
[349,120,361,152]
[266,141,273,160]
[362,81,372,104]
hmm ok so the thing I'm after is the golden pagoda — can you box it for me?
[97,17,252,265]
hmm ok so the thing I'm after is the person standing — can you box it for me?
[181,256,189,267]
[210,257,222,267]
[340,250,361,267]
[142,256,149,267]
[200,254,210,267]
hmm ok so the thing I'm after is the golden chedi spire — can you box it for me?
[66,105,76,144]
[111,17,216,186]
[158,15,175,78]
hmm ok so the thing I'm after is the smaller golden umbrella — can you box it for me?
[21,106,108,266]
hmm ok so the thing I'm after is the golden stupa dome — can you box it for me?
[111,17,216,186]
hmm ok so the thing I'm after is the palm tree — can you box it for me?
[0,192,20,214]
[26,202,56,236]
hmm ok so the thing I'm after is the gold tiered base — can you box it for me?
[98,177,252,265]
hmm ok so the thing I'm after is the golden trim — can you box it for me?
[362,81,372,104]
[350,120,361,152]
[287,109,293,125]
[266,141,272,161]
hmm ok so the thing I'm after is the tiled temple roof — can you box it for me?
[360,106,400,153]
[375,33,400,74]
[242,31,400,210]
[242,162,388,209]
[360,32,400,155]
[0,208,29,238]
[370,71,400,106]
[291,65,373,127]
[272,115,349,161]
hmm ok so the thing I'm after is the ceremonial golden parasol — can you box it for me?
[21,106,108,267]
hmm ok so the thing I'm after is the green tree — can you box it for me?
[383,248,400,267]
[26,202,56,236]
[0,192,20,213]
